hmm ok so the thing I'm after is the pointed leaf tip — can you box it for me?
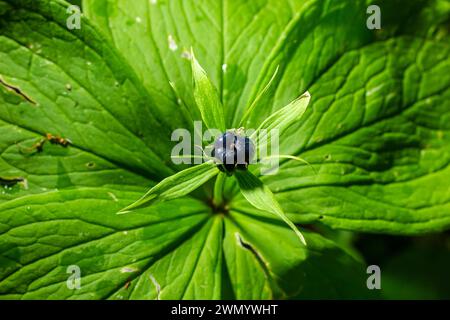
[251,91,311,156]
[240,65,281,127]
[235,171,306,246]
[190,49,226,131]
[118,162,220,213]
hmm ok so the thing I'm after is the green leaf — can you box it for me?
[119,162,219,213]
[0,187,372,299]
[250,91,310,159]
[191,50,226,131]
[261,34,450,234]
[224,210,376,299]
[252,91,311,139]
[239,65,279,127]
[0,189,216,299]
[0,0,176,181]
[234,171,306,246]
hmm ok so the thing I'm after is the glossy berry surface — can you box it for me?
[212,131,255,173]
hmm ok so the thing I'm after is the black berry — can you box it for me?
[212,131,255,174]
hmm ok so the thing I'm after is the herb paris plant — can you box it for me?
[120,52,311,246]
[0,0,449,299]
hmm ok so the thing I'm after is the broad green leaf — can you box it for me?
[0,0,176,181]
[0,189,215,299]
[224,210,376,299]
[0,187,372,299]
[191,51,226,131]
[232,0,450,235]
[239,0,375,128]
[262,35,450,234]
[0,118,152,204]
[222,220,273,299]
[83,0,319,128]
[234,171,306,245]
[119,162,219,213]
[111,215,224,300]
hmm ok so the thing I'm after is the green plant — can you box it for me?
[0,0,449,299]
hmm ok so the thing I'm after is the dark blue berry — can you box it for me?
[235,136,255,165]
[214,131,235,151]
[212,131,255,173]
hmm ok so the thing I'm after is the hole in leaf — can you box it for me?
[86,162,96,168]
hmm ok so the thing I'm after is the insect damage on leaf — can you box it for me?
[20,133,72,154]
[0,176,28,189]
[0,77,36,105]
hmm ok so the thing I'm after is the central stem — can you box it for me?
[213,172,226,208]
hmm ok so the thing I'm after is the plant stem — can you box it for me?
[213,172,225,207]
